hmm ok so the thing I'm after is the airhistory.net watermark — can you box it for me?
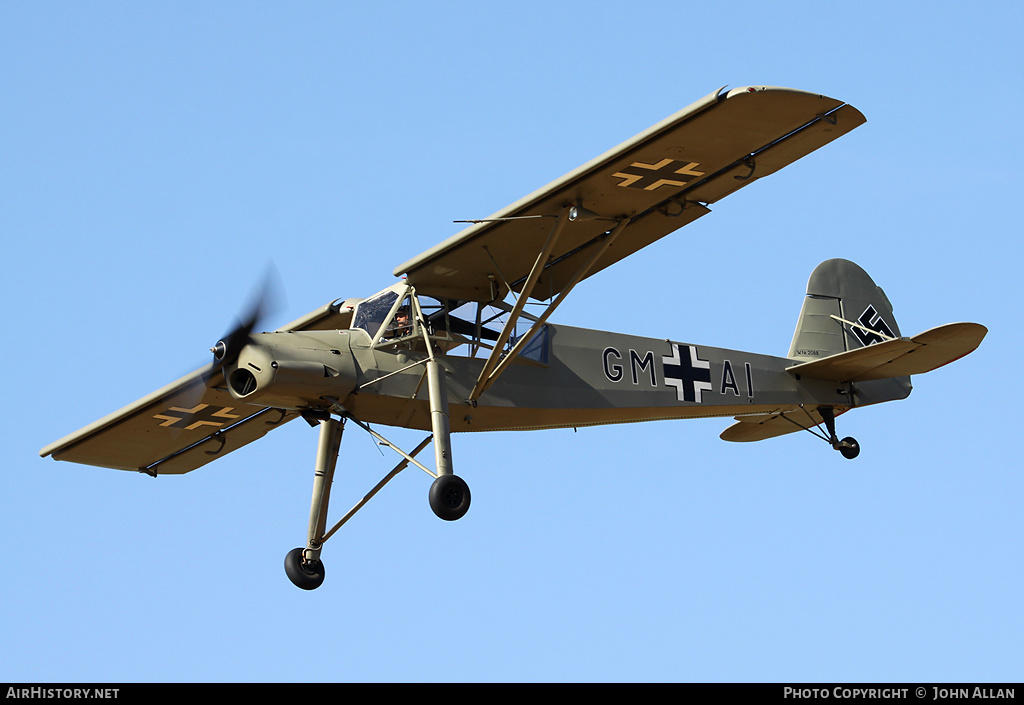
[6,688,119,699]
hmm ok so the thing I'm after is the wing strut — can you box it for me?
[470,216,631,402]
[467,206,572,403]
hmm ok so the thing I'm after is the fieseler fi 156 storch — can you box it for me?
[41,86,986,589]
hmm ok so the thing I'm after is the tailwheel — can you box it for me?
[284,548,326,590]
[818,406,861,460]
[836,437,860,460]
[429,474,471,521]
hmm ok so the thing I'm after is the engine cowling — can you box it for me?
[225,332,359,410]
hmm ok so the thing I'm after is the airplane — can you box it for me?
[40,85,986,590]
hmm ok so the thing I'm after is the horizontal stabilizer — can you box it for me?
[721,407,845,443]
[786,322,986,382]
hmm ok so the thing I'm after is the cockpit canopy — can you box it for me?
[348,283,548,364]
[350,285,411,343]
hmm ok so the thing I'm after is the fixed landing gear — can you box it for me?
[836,436,860,460]
[429,473,471,521]
[284,367,470,588]
[282,417,473,590]
[284,547,326,590]
[284,336,470,589]
[284,413,344,590]
[423,359,471,520]
[819,406,860,460]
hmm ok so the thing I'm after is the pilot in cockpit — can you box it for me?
[385,306,412,340]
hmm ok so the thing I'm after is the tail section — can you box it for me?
[722,259,985,449]
[788,259,900,361]
[787,259,986,391]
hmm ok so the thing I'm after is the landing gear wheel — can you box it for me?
[284,547,326,590]
[838,436,860,460]
[429,474,471,521]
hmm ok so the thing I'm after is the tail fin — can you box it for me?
[788,259,912,407]
[789,259,900,361]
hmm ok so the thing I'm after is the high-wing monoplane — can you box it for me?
[40,86,986,589]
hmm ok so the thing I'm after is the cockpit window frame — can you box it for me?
[350,285,550,365]
[350,284,410,344]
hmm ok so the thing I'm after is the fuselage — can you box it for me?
[230,322,857,434]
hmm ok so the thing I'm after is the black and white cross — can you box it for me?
[662,343,712,403]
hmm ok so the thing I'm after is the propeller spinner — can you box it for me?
[209,268,283,369]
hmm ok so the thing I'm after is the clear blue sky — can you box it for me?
[3,1,1021,682]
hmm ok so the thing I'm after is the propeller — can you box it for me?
[209,266,285,372]
[150,266,285,443]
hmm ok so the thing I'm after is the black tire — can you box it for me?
[284,547,326,590]
[839,437,860,460]
[429,474,471,521]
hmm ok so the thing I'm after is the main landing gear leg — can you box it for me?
[425,359,470,521]
[819,406,860,460]
[284,414,344,590]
